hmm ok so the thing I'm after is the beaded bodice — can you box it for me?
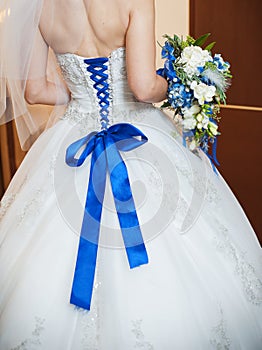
[56,47,137,130]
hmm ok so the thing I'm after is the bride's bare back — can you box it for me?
[26,0,167,105]
[40,0,130,57]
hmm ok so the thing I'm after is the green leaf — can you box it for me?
[205,41,216,51]
[193,33,211,47]
[161,101,171,109]
[157,40,163,48]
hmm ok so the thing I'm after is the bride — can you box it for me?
[0,0,262,349]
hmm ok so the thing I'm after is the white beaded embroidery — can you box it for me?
[109,47,127,83]
[210,306,231,350]
[176,166,222,205]
[48,155,58,178]
[132,319,154,349]
[56,54,87,85]
[79,277,102,348]
[17,188,44,225]
[213,222,262,305]
[60,103,100,133]
[10,317,45,350]
[0,193,16,221]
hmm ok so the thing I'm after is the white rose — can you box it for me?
[190,81,216,105]
[182,117,197,130]
[180,46,212,77]
[189,104,201,115]
[183,104,201,119]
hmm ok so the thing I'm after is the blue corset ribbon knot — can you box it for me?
[66,123,149,310]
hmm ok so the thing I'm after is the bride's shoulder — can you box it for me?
[129,0,155,7]
[128,0,155,15]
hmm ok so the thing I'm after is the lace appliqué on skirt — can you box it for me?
[17,189,44,225]
[0,194,16,221]
[210,307,231,350]
[10,317,45,350]
[214,222,262,305]
[132,320,154,350]
[79,278,102,349]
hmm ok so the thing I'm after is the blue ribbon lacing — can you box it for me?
[84,57,110,130]
[66,57,149,310]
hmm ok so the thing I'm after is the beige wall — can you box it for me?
[155,0,189,68]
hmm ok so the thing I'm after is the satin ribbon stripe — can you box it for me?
[84,57,110,130]
[66,123,149,310]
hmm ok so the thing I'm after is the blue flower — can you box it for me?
[156,68,165,77]
[200,135,209,152]
[206,107,213,115]
[213,54,230,71]
[197,66,205,74]
[164,60,178,81]
[167,82,193,109]
[161,41,176,61]
[200,75,209,85]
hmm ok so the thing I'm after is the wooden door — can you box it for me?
[190,0,262,242]
[0,121,26,198]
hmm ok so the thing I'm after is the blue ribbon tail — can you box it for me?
[208,137,220,175]
[70,238,98,310]
[183,133,187,148]
[105,135,148,269]
[65,123,149,311]
[183,130,195,148]
[212,137,220,167]
[67,135,107,310]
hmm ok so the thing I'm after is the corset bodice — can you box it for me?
[56,47,138,131]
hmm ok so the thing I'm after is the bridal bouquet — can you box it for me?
[157,33,232,167]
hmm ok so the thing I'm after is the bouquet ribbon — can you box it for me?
[65,123,149,310]
[182,130,220,174]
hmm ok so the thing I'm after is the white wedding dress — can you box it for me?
[0,47,262,349]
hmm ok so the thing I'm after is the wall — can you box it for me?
[155,0,189,67]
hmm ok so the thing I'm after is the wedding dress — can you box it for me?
[0,47,262,349]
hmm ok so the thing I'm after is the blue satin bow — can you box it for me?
[66,123,149,310]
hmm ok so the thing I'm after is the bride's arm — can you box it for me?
[126,0,168,103]
[24,29,70,105]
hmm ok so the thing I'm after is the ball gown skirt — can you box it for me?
[0,47,262,349]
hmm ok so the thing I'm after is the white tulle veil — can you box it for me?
[0,0,67,150]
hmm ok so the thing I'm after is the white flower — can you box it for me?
[183,104,201,118]
[182,117,197,130]
[189,139,198,151]
[190,81,216,105]
[196,113,203,122]
[182,104,201,130]
[180,46,212,77]
[208,121,218,135]
[196,113,209,130]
